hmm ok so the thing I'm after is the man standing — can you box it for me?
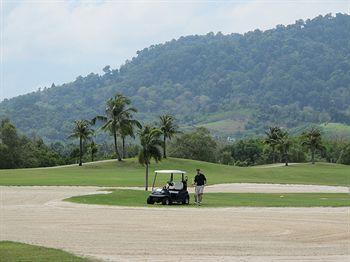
[194,169,207,205]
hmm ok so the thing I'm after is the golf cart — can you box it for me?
[147,170,189,205]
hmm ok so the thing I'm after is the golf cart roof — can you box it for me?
[154,170,186,174]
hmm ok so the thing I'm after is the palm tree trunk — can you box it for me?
[91,152,94,162]
[122,137,125,159]
[79,137,82,166]
[113,131,121,161]
[145,163,149,191]
[311,147,315,164]
[163,135,167,158]
[284,149,288,166]
[272,146,275,163]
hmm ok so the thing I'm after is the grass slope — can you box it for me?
[66,189,350,207]
[0,241,89,262]
[0,158,349,186]
[320,123,350,140]
[196,119,246,135]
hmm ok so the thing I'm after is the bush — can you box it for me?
[169,127,217,162]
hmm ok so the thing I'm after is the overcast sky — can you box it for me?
[1,0,349,101]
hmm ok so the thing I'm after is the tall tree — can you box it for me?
[138,125,162,191]
[0,119,20,168]
[92,94,138,161]
[277,131,292,166]
[301,127,323,164]
[68,120,93,166]
[159,114,178,158]
[264,126,282,163]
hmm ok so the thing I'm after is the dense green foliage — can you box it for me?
[66,190,350,207]
[1,14,349,142]
[0,158,349,187]
[2,117,348,169]
[169,127,218,162]
[169,125,349,166]
[0,241,88,262]
[225,135,350,166]
[0,119,65,168]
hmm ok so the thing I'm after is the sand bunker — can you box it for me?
[1,186,349,261]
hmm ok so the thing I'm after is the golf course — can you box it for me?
[2,4,350,261]
[1,158,350,261]
[1,157,349,187]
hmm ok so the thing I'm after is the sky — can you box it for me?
[1,0,349,101]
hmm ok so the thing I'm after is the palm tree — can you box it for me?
[89,140,98,162]
[301,127,323,164]
[120,119,142,159]
[92,94,138,161]
[264,126,282,163]
[159,114,178,158]
[138,125,162,191]
[69,120,94,166]
[277,131,291,166]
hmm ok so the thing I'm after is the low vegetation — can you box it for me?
[0,241,89,262]
[66,189,350,207]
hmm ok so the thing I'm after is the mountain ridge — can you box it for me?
[1,13,349,142]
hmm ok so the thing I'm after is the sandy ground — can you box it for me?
[1,186,349,262]
[252,163,301,168]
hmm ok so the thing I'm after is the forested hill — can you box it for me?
[1,13,350,142]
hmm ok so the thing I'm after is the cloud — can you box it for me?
[1,0,349,100]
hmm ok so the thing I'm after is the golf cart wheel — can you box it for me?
[182,195,190,205]
[147,196,155,205]
[162,197,171,205]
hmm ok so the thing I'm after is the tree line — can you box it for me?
[169,126,350,166]
[67,94,179,190]
[1,93,349,182]
[0,119,65,168]
[68,93,350,188]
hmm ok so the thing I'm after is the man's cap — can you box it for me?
[196,168,200,171]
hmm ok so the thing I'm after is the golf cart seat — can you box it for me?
[173,181,183,190]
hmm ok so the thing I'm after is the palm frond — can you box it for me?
[91,115,108,125]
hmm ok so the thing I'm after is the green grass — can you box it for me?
[196,119,246,134]
[66,189,350,207]
[0,158,349,187]
[0,241,89,262]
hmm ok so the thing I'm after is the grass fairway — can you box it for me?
[66,189,350,207]
[0,158,349,187]
[0,241,89,262]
